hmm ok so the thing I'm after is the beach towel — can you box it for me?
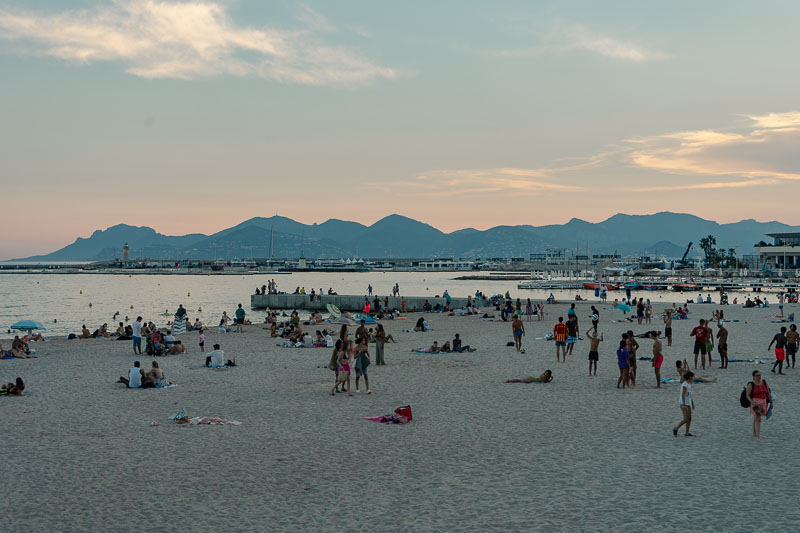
[208,365,233,369]
[661,378,703,384]
[188,417,242,425]
[173,317,187,335]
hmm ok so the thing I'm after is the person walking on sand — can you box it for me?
[769,326,788,375]
[566,315,578,356]
[512,315,525,352]
[690,319,710,370]
[554,317,569,362]
[673,372,695,437]
[716,321,729,369]
[745,370,772,439]
[586,328,602,376]
[616,340,629,389]
[651,332,664,388]
[664,311,673,347]
[785,324,798,369]
[235,304,246,333]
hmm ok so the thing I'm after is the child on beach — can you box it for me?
[673,371,695,437]
[198,330,206,352]
[586,328,602,377]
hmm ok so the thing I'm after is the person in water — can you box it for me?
[505,370,553,383]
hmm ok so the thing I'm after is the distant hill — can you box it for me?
[14,212,800,261]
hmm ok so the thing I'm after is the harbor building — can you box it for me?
[755,233,800,270]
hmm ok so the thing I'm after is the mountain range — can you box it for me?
[14,212,799,262]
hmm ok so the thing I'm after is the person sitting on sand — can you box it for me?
[118,361,145,388]
[11,336,32,358]
[192,318,204,331]
[80,325,91,339]
[1,377,25,396]
[114,322,126,337]
[676,360,717,383]
[143,361,164,388]
[452,333,474,352]
[171,340,186,354]
[414,317,429,332]
[206,344,225,367]
[505,370,554,383]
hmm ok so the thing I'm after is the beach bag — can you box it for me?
[739,384,751,408]
[395,405,412,421]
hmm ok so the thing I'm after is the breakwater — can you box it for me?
[250,293,470,312]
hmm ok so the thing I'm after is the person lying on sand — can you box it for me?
[1,378,25,396]
[676,360,717,383]
[414,341,440,353]
[440,341,451,353]
[505,370,554,383]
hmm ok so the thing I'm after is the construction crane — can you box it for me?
[674,242,693,269]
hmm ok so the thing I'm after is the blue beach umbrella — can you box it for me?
[10,320,46,334]
[616,304,632,313]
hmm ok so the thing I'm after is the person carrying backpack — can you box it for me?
[744,370,773,440]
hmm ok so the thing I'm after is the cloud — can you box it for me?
[0,0,395,85]
[486,24,669,63]
[625,112,800,185]
[375,167,583,197]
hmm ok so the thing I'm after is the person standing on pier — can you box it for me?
[367,284,373,296]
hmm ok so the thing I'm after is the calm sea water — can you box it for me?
[1,272,702,337]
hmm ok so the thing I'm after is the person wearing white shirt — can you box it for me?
[324,334,334,347]
[131,316,143,355]
[206,344,225,367]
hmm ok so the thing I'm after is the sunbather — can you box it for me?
[11,336,32,358]
[505,370,554,383]
[1,377,25,396]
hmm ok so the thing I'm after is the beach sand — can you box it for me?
[2,300,799,531]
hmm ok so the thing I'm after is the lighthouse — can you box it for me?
[123,243,130,263]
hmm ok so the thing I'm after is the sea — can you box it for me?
[1,271,706,337]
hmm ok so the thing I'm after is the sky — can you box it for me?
[1,0,800,259]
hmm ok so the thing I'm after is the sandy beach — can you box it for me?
[3,299,800,531]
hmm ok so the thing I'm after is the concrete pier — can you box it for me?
[250,293,470,312]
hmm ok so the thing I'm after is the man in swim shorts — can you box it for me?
[586,328,602,376]
[511,315,525,352]
[566,315,578,355]
[663,311,673,347]
[651,332,664,388]
[716,321,729,369]
[553,317,568,362]
[690,319,710,370]
[768,326,787,375]
[785,324,798,369]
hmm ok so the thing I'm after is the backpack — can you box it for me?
[739,383,752,408]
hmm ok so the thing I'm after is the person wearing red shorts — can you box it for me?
[650,332,664,388]
[769,326,787,375]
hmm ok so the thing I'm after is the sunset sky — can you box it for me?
[2,1,800,259]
